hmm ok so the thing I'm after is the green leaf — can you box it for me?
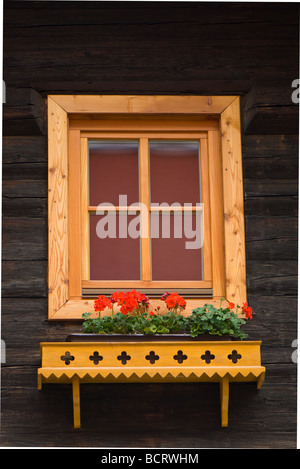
[144,325,157,335]
[157,326,170,334]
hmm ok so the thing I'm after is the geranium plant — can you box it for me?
[189,299,252,340]
[81,291,252,339]
[82,290,189,336]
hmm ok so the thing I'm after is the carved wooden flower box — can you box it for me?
[38,340,265,429]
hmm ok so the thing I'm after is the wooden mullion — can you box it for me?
[149,205,203,212]
[88,205,141,213]
[139,138,151,281]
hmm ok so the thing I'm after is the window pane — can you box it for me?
[151,213,203,280]
[89,141,139,207]
[150,141,200,205]
[89,213,141,280]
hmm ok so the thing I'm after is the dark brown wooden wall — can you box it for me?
[1,1,298,449]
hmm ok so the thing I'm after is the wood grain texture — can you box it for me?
[80,138,89,281]
[47,97,69,318]
[51,94,236,115]
[139,137,151,281]
[220,98,247,305]
[207,131,226,297]
[68,129,82,299]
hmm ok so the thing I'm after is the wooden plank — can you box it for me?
[69,117,219,131]
[207,130,226,298]
[2,217,47,261]
[3,197,47,218]
[81,280,213,290]
[50,95,236,115]
[81,131,209,139]
[47,97,69,318]
[3,87,46,136]
[2,178,47,198]
[220,98,247,305]
[245,195,298,217]
[2,136,47,164]
[241,135,299,159]
[2,260,47,298]
[68,129,82,299]
[80,138,89,281]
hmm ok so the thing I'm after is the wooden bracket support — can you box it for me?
[220,375,229,428]
[72,375,81,429]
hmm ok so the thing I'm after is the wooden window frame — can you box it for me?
[81,132,211,293]
[48,95,246,320]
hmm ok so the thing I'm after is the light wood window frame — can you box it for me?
[48,95,246,320]
[81,133,211,294]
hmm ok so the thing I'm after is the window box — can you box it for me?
[38,340,265,428]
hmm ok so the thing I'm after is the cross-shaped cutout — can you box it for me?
[117,351,131,365]
[145,351,160,364]
[60,351,75,365]
[89,351,103,365]
[228,350,242,363]
[201,350,215,364]
[173,350,188,364]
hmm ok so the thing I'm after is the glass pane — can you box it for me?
[150,141,200,205]
[89,141,139,207]
[151,213,203,280]
[89,213,141,280]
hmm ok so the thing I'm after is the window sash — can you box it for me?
[78,133,212,294]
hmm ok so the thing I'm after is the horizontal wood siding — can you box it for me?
[1,2,298,449]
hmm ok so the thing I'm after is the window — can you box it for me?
[81,134,211,295]
[48,95,246,319]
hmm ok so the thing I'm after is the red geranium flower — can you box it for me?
[116,289,150,315]
[242,302,253,320]
[110,291,125,305]
[228,302,235,310]
[163,292,186,312]
[94,295,112,312]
